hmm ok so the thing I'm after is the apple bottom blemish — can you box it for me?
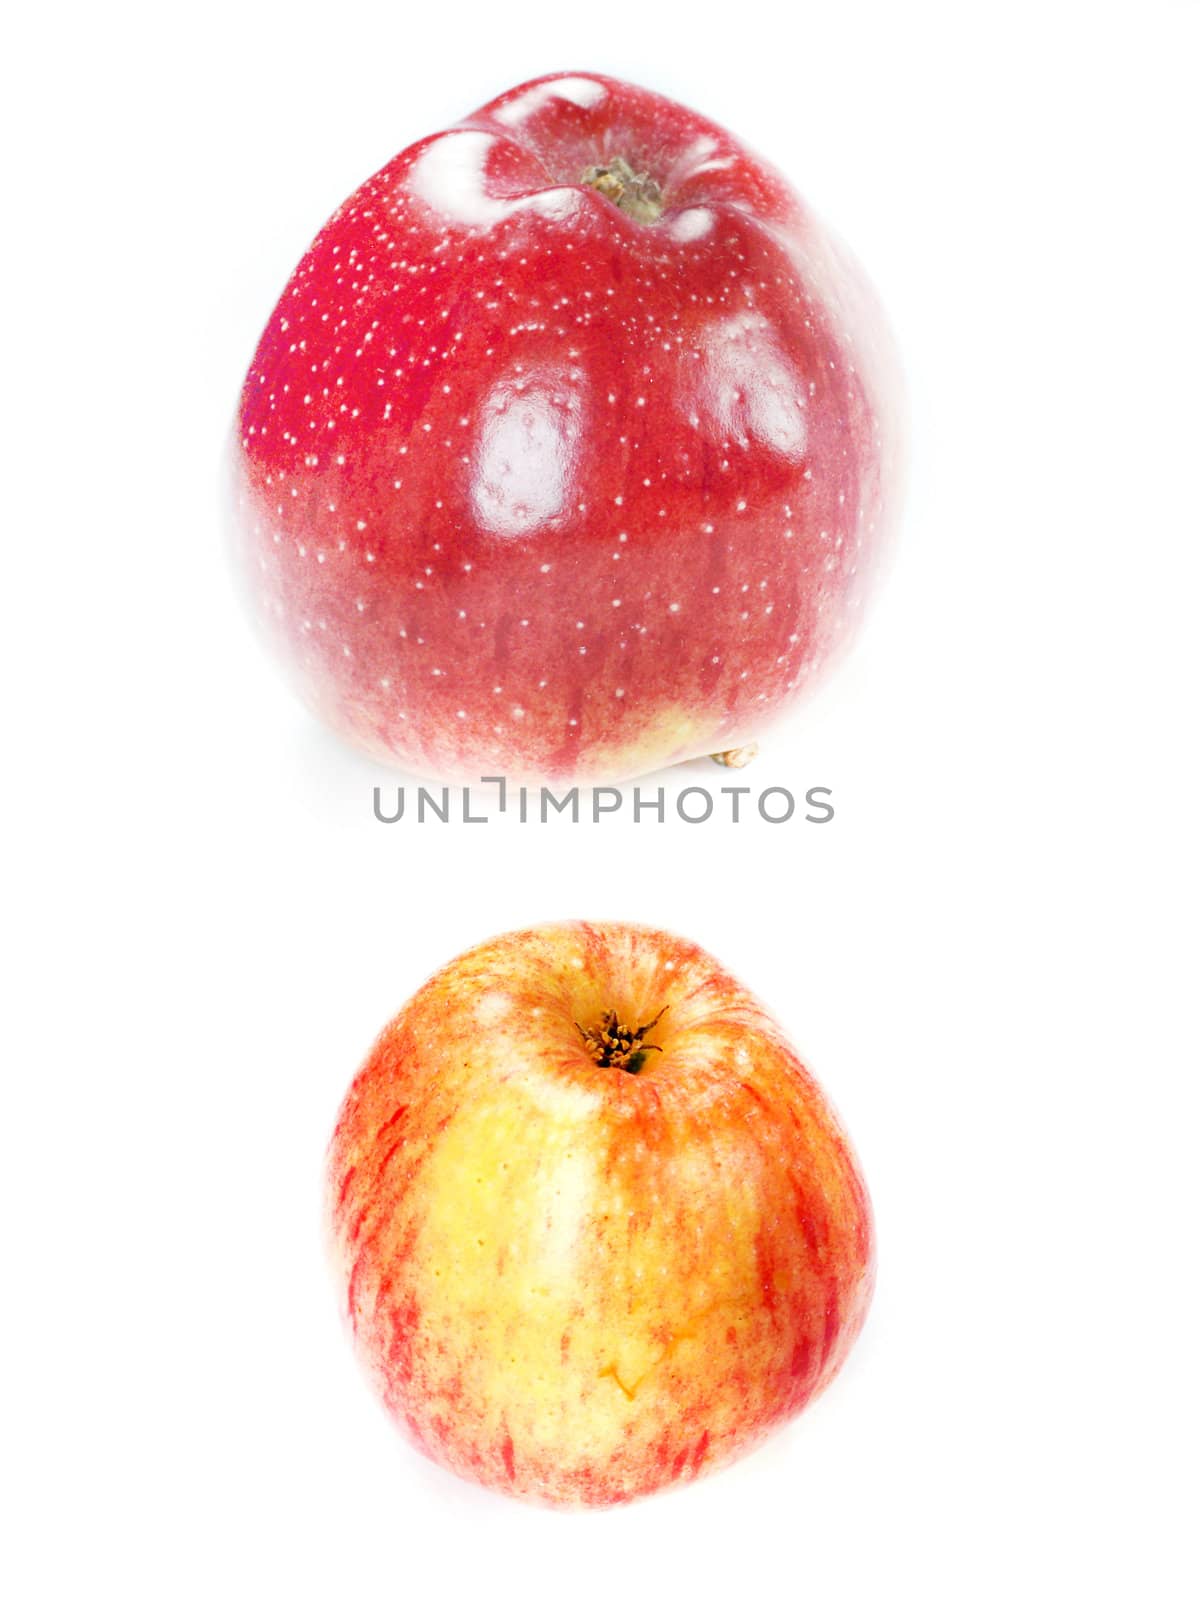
[327,921,873,1507]
[372,779,835,824]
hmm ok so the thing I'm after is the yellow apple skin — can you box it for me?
[327,923,874,1506]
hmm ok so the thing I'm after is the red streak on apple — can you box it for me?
[233,73,903,781]
[327,922,875,1506]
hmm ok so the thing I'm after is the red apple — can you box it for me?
[232,72,903,781]
[327,922,874,1506]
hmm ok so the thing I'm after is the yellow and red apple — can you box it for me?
[327,922,874,1506]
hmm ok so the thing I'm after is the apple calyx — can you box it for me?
[581,156,664,223]
[710,744,759,769]
[576,1005,668,1073]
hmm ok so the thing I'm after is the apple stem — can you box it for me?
[576,1005,668,1074]
[581,157,664,224]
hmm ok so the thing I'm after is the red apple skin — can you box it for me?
[231,72,903,782]
[327,923,874,1507]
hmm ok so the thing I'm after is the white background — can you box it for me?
[5,2,1198,1594]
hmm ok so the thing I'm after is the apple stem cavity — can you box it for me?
[576,1005,668,1074]
[581,156,664,224]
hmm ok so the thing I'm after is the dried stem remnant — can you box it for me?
[576,1005,668,1073]
[581,156,664,224]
